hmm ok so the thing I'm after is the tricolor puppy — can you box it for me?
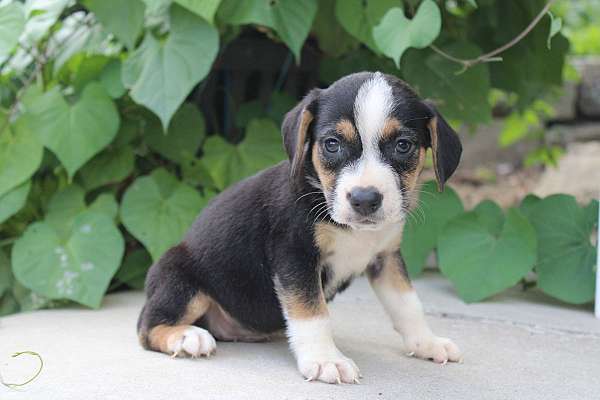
[138,71,463,384]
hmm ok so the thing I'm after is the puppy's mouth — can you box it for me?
[346,217,383,231]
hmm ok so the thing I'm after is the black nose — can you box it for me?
[347,187,383,216]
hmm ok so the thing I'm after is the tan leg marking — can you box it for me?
[368,252,462,364]
[147,292,216,357]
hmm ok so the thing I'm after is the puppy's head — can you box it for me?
[282,72,461,230]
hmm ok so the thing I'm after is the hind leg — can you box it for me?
[137,244,217,358]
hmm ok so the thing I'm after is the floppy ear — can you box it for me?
[423,101,462,191]
[281,88,320,184]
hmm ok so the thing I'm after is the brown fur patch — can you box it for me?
[147,325,189,354]
[335,119,358,142]
[279,290,327,319]
[314,222,338,255]
[311,144,335,192]
[180,292,211,325]
[144,292,211,353]
[367,252,412,292]
[381,118,402,140]
[428,116,443,191]
[290,109,314,178]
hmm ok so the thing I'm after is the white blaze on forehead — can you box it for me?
[330,72,404,227]
[353,72,394,145]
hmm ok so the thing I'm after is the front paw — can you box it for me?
[403,335,462,364]
[298,355,361,384]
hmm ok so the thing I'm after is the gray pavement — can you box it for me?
[2,272,600,400]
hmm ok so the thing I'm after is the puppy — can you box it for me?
[137,71,463,384]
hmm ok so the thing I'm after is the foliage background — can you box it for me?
[0,0,597,314]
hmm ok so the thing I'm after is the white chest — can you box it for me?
[318,223,403,298]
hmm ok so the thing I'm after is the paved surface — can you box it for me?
[2,272,600,400]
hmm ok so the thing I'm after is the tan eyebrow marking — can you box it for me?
[381,118,403,140]
[335,119,358,142]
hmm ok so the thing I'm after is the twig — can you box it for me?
[0,351,44,389]
[430,0,558,74]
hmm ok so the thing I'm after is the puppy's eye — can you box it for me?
[395,139,413,154]
[324,138,341,153]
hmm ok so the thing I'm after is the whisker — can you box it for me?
[295,191,323,204]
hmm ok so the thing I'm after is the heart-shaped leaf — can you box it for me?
[12,210,124,308]
[26,83,120,178]
[527,195,597,304]
[120,168,207,260]
[0,1,25,58]
[219,0,317,61]
[473,199,504,236]
[83,0,145,49]
[145,103,205,164]
[401,180,464,277]
[335,0,396,53]
[373,0,441,67]
[0,180,31,224]
[44,184,118,236]
[202,118,286,190]
[0,116,43,197]
[175,0,221,23]
[122,4,218,130]
[77,144,135,190]
[438,208,537,303]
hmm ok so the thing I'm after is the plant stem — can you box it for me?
[0,351,44,389]
[430,0,558,73]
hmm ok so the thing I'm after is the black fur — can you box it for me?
[138,71,461,341]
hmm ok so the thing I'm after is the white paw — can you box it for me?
[170,326,217,358]
[403,335,462,364]
[298,354,361,384]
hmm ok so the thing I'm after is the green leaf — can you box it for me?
[527,195,597,304]
[83,0,145,49]
[473,199,504,236]
[312,0,357,57]
[0,249,12,297]
[202,118,286,190]
[519,194,541,219]
[89,193,119,220]
[145,103,205,164]
[12,211,125,308]
[175,0,221,23]
[373,0,441,67]
[402,42,492,123]
[0,116,43,197]
[45,184,118,238]
[546,11,562,49]
[400,180,464,277]
[77,145,135,190]
[0,2,25,58]
[438,208,537,302]
[468,1,569,106]
[0,180,31,224]
[114,248,152,290]
[219,0,317,61]
[99,59,126,99]
[120,168,206,260]
[122,4,219,130]
[26,83,120,178]
[335,0,396,53]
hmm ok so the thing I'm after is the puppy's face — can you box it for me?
[282,72,462,230]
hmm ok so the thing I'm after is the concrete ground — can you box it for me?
[1,272,600,400]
